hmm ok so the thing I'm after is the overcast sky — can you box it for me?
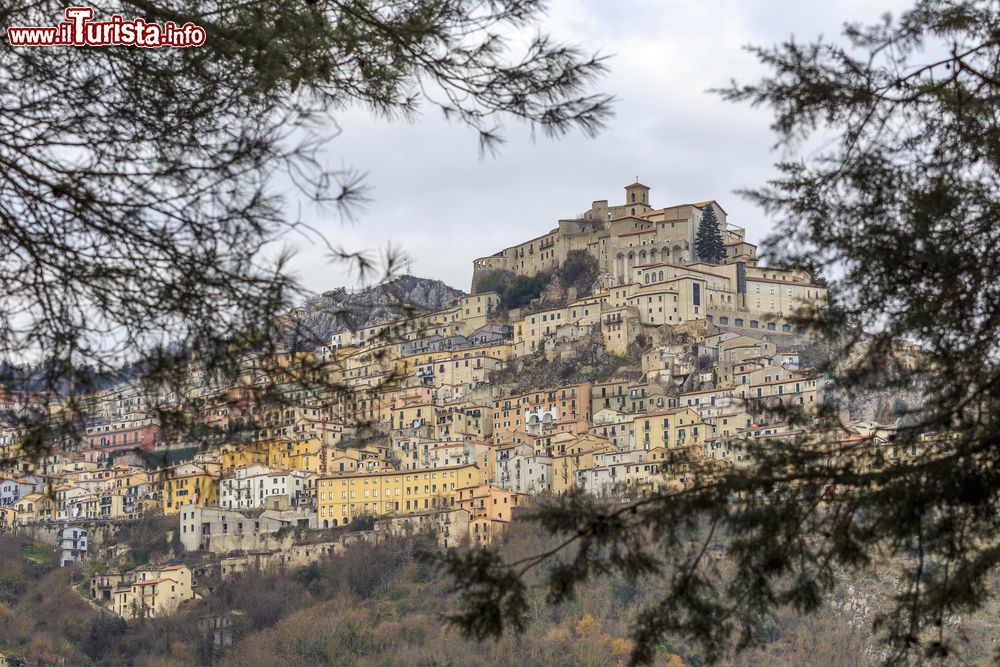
[282,0,912,295]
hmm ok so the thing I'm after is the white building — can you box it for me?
[496,446,552,495]
[58,525,88,567]
[219,466,310,509]
[0,478,35,507]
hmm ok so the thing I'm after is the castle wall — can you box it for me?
[471,184,758,292]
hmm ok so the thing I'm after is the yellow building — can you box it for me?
[551,437,615,494]
[632,407,705,451]
[14,492,55,524]
[221,443,269,472]
[161,464,219,514]
[315,464,480,528]
[265,437,322,472]
[392,403,434,431]
[0,506,16,531]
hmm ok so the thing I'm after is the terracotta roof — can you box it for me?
[625,182,650,189]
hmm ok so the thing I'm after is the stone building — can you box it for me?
[472,182,757,289]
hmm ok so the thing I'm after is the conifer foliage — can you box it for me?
[694,206,725,263]
[0,0,613,459]
[447,2,1000,664]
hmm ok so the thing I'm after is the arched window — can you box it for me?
[631,193,636,203]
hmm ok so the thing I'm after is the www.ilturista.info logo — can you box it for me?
[7,7,206,47]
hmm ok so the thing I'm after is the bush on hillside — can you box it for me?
[475,251,600,313]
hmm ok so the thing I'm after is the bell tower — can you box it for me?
[624,179,652,217]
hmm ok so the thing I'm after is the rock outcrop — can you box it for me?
[284,275,465,348]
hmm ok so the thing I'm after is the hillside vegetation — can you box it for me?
[8,518,999,666]
[474,250,600,313]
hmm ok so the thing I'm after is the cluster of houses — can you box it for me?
[0,181,879,622]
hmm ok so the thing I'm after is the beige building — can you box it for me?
[472,182,752,288]
[113,565,193,619]
[473,181,826,336]
[632,407,706,452]
[456,484,529,546]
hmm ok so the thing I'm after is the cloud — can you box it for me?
[282,0,913,295]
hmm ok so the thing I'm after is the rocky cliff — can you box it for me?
[284,275,465,349]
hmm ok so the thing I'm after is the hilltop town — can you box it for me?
[0,181,880,627]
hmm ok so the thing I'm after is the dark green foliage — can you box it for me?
[448,2,1000,664]
[694,206,725,263]
[81,615,129,662]
[347,515,377,532]
[474,269,517,298]
[505,274,552,310]
[0,572,26,604]
[442,548,529,641]
[296,562,323,588]
[475,251,600,313]
[475,269,548,310]
[0,0,613,464]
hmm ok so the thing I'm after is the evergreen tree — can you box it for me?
[694,205,725,263]
[447,2,1000,664]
